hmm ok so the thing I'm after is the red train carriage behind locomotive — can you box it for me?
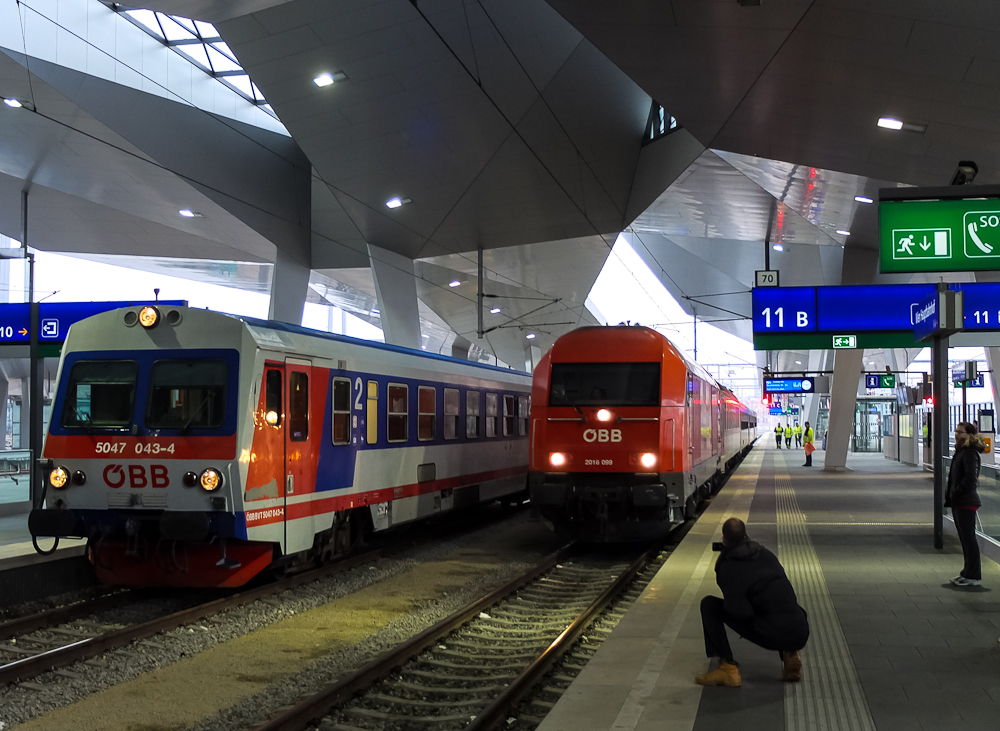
[529,326,757,541]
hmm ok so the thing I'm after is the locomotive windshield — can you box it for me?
[146,359,227,430]
[549,362,660,407]
[61,360,138,428]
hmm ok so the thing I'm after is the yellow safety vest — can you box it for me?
[804,427,814,444]
[784,426,793,437]
[775,425,782,434]
[793,426,802,436]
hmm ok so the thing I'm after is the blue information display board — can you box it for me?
[752,287,817,332]
[0,300,186,344]
[764,378,815,394]
[816,284,935,332]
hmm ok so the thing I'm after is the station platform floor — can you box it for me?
[0,512,85,566]
[538,443,1000,731]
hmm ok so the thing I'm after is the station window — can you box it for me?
[418,386,436,441]
[147,359,227,430]
[503,394,515,436]
[466,390,480,438]
[366,381,378,444]
[62,360,138,429]
[332,377,351,445]
[289,372,309,441]
[486,392,498,438]
[518,395,529,436]
[388,383,408,442]
[444,388,460,440]
[643,100,679,145]
[265,369,282,426]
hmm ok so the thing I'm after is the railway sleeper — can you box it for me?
[360,693,484,710]
[475,617,586,631]
[432,648,543,662]
[344,708,472,725]
[490,606,589,620]
[453,632,550,646]
[404,669,517,683]
[507,597,595,609]
[447,637,550,650]
[384,681,506,696]
[417,657,527,672]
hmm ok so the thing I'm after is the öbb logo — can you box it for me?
[583,428,622,443]
[103,464,169,488]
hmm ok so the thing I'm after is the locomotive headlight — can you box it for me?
[596,409,613,422]
[549,452,567,468]
[49,466,70,489]
[200,468,223,491]
[265,410,279,425]
[138,306,160,328]
[639,452,657,469]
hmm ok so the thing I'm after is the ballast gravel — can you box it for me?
[0,510,559,731]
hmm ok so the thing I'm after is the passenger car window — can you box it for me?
[62,360,137,429]
[518,395,529,436]
[486,392,498,438]
[388,383,408,442]
[289,372,309,441]
[418,386,436,441]
[503,394,515,436]
[466,391,480,438]
[444,388,460,440]
[146,359,226,430]
[332,378,351,445]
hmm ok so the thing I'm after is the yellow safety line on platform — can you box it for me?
[774,451,877,731]
[608,447,765,731]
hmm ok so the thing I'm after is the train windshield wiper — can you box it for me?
[553,387,585,420]
[70,403,95,434]
[179,395,212,435]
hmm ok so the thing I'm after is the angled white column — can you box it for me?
[368,244,421,350]
[802,349,826,428]
[824,348,864,471]
[524,344,541,372]
[268,246,311,325]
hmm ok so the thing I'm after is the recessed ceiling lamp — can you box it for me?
[878,116,926,133]
[795,360,802,365]
[490,307,501,314]
[773,244,784,252]
[421,333,429,338]
[178,209,203,218]
[837,230,851,236]
[855,196,874,204]
[448,280,460,287]
[385,197,412,209]
[526,333,536,340]
[3,98,22,108]
[313,73,335,87]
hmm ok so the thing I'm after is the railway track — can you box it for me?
[249,540,666,731]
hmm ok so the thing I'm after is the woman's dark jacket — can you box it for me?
[714,538,809,643]
[945,436,985,509]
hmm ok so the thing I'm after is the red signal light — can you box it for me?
[925,396,934,405]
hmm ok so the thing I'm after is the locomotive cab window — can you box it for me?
[503,394,515,436]
[388,383,408,442]
[418,386,436,441]
[289,372,309,441]
[486,392,498,438]
[62,360,138,429]
[466,390,480,438]
[146,359,226,430]
[265,369,282,426]
[549,363,660,407]
[332,378,351,445]
[444,388,460,440]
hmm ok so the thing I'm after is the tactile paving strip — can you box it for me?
[774,453,877,731]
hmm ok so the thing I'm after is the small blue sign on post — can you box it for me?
[764,378,815,394]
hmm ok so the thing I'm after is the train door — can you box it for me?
[284,359,312,545]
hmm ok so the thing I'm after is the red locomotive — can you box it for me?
[528,326,757,540]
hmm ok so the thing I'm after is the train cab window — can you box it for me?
[289,372,309,441]
[265,369,282,426]
[549,363,660,407]
[486,393,498,438]
[503,394,515,436]
[332,378,351,445]
[444,388,460,440]
[62,360,137,429]
[418,386,436,441]
[388,383,408,442]
[518,396,529,436]
[466,391,480,438]
[366,381,378,444]
[146,359,226,430]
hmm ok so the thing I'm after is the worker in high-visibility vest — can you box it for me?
[802,422,815,467]
[784,423,793,449]
[793,422,803,448]
[774,423,783,449]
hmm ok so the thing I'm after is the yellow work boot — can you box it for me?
[695,660,741,687]
[782,651,802,682]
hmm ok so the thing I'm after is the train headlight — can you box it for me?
[639,453,657,469]
[49,466,69,489]
[200,468,223,491]
[265,410,279,425]
[549,452,567,468]
[138,306,160,328]
[596,409,613,422]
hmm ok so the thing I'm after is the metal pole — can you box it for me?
[22,190,42,509]
[477,247,484,339]
[763,197,776,271]
[692,307,697,361]
[932,333,949,550]
[962,381,967,423]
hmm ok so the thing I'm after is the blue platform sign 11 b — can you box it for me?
[752,287,817,333]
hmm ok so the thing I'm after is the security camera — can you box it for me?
[951,160,978,186]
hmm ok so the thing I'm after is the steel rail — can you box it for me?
[251,543,576,731]
[0,591,133,642]
[464,540,663,731]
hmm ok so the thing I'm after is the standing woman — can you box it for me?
[945,422,985,586]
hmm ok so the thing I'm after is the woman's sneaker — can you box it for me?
[952,577,981,586]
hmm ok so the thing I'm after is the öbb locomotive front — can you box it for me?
[30,305,532,587]
[529,326,757,541]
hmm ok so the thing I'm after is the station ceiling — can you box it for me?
[2,0,999,370]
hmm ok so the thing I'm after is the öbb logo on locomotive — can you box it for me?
[583,428,622,443]
[102,464,170,488]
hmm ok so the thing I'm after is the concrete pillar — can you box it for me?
[268,246,311,325]
[524,345,542,373]
[802,349,825,428]
[18,379,28,450]
[368,244,422,349]
[984,347,1000,423]
[824,347,865,471]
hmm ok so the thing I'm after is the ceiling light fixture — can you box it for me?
[313,73,334,87]
[178,209,203,218]
[449,280,460,287]
[490,307,501,314]
[855,196,874,204]
[773,244,784,252]
[385,197,412,209]
[795,361,802,365]
[837,230,851,236]
[877,117,903,130]
[3,98,22,108]
[526,333,535,340]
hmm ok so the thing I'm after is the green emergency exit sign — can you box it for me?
[880,189,1000,273]
[832,335,857,348]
